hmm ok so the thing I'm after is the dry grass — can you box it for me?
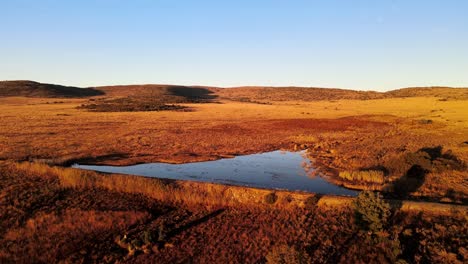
[11,162,315,208]
[1,161,467,263]
[338,170,385,184]
[1,209,149,263]
[1,96,466,161]
[0,94,467,199]
[10,162,466,215]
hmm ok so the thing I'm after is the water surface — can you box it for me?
[73,150,357,196]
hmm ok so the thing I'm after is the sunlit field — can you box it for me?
[0,83,467,263]
[1,94,467,199]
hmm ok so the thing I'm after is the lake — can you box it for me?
[72,150,358,196]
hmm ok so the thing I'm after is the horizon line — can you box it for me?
[1,79,468,93]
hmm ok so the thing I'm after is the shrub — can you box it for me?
[265,245,310,264]
[142,230,155,245]
[419,119,433,124]
[431,156,466,172]
[304,195,321,209]
[385,146,465,176]
[77,97,187,112]
[157,223,167,242]
[352,191,390,232]
[265,192,278,204]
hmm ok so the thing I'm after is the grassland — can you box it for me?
[0,81,467,263]
[0,93,466,200]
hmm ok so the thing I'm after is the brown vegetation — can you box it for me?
[0,162,466,263]
[2,209,149,263]
[78,97,187,112]
[338,170,385,184]
[1,81,467,262]
[9,162,315,208]
[0,84,466,201]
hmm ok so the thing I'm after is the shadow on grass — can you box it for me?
[78,87,218,112]
[64,153,130,166]
[167,209,225,239]
[167,86,218,101]
[392,165,426,199]
[389,145,466,200]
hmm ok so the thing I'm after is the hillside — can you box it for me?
[1,80,467,102]
[0,81,104,98]
[385,86,468,100]
[95,84,468,102]
[77,85,218,112]
[95,84,217,101]
[216,86,384,101]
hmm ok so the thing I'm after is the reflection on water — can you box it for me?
[72,150,358,196]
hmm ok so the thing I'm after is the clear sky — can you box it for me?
[1,0,467,91]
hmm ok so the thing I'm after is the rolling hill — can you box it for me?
[0,81,104,98]
[1,80,467,101]
[95,84,217,102]
[385,86,468,99]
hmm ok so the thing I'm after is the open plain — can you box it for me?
[0,81,467,263]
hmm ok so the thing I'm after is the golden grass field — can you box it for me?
[1,96,466,161]
[0,95,466,200]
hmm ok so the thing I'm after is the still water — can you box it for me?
[73,150,357,196]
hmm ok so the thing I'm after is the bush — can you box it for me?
[385,146,466,176]
[419,119,433,124]
[352,191,391,232]
[265,192,278,204]
[157,223,167,242]
[142,230,155,245]
[304,195,321,209]
[265,245,310,264]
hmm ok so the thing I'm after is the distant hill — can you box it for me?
[0,81,104,98]
[1,80,467,101]
[215,86,468,102]
[95,84,217,102]
[79,85,218,112]
[385,87,468,100]
[95,84,468,102]
[215,86,384,101]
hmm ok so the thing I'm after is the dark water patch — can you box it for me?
[73,150,358,196]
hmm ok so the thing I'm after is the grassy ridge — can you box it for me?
[11,162,314,208]
[11,162,467,214]
[2,80,467,101]
[0,81,104,98]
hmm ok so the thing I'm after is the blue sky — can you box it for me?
[1,0,467,91]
